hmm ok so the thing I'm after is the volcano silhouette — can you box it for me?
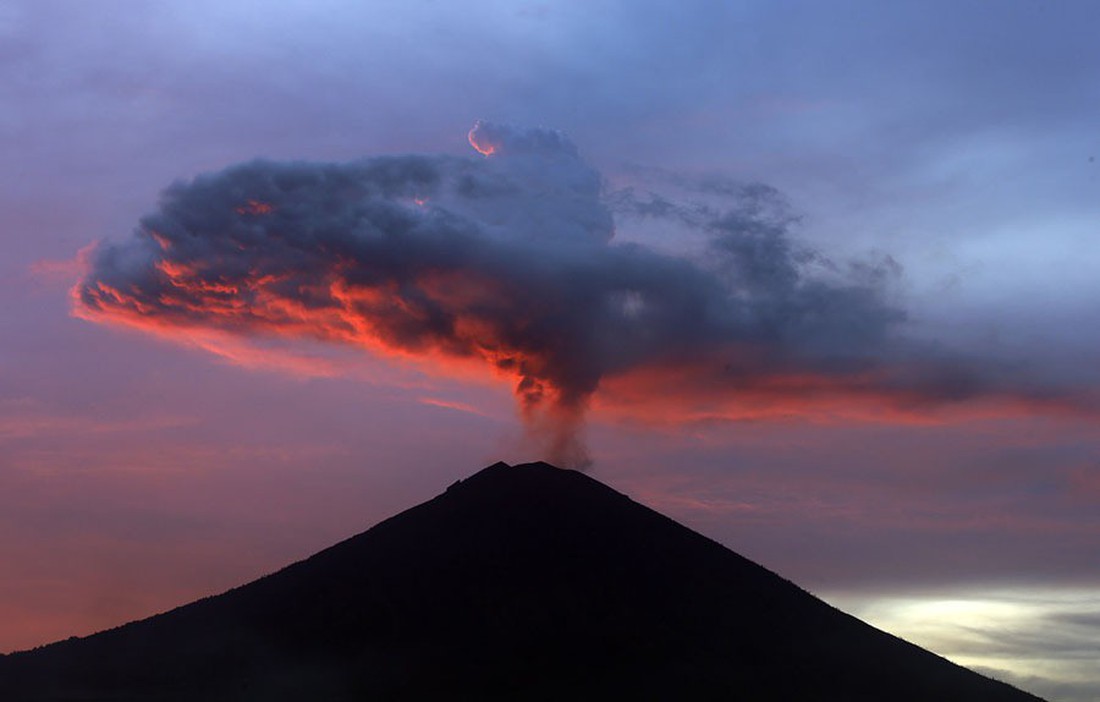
[0,461,1043,701]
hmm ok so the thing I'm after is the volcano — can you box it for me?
[0,461,1043,701]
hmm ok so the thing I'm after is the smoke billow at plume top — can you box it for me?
[75,122,1075,468]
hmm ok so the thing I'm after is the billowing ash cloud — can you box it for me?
[75,122,1080,467]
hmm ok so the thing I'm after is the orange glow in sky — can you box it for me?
[234,200,274,216]
[467,127,495,156]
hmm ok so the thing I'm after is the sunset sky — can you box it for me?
[3,2,1099,699]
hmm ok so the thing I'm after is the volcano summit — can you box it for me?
[0,461,1044,701]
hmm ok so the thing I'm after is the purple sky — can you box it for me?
[3,2,1099,698]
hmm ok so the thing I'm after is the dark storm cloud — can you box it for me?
[611,176,906,366]
[76,123,1088,466]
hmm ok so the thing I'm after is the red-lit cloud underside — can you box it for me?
[73,240,1090,428]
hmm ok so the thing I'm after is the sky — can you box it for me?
[2,1,1099,698]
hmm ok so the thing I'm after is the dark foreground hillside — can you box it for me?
[0,461,1044,701]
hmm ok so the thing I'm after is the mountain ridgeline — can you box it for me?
[0,461,1044,701]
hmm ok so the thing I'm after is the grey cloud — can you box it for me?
[973,667,1096,702]
[76,124,1085,467]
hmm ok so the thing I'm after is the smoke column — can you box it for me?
[75,123,1081,467]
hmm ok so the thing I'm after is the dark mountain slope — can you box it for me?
[0,461,1044,701]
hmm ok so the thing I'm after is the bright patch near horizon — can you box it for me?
[826,588,1100,701]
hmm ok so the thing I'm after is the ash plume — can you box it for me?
[74,122,1078,467]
